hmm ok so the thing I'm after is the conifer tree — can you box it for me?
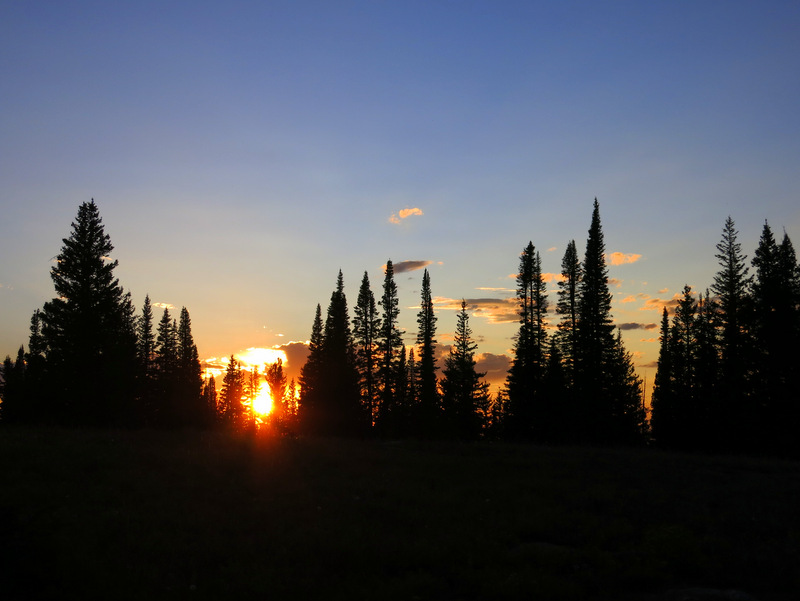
[752,223,800,452]
[177,307,204,426]
[0,347,26,423]
[575,199,642,444]
[377,260,405,433]
[650,308,674,445]
[318,271,365,436]
[220,355,245,428]
[440,300,489,439]
[136,295,157,424]
[266,359,288,428]
[299,304,324,432]
[556,240,582,386]
[154,308,179,426]
[23,311,47,422]
[505,242,548,439]
[711,216,754,448]
[352,271,380,425]
[415,268,439,435]
[202,375,217,425]
[38,200,137,425]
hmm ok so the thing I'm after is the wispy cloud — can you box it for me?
[547,246,557,252]
[153,302,175,310]
[389,207,423,224]
[606,252,642,266]
[390,260,432,273]
[621,293,650,303]
[617,322,658,331]
[640,293,682,313]
[434,296,518,324]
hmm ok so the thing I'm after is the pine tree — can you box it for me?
[711,216,754,449]
[38,200,137,425]
[220,355,245,428]
[176,307,203,426]
[556,240,582,386]
[299,304,324,432]
[153,308,179,426]
[752,223,800,453]
[202,375,217,425]
[23,310,47,422]
[505,242,548,439]
[575,199,641,444]
[266,359,288,428]
[0,347,26,423]
[440,301,489,440]
[415,268,439,435]
[377,260,405,434]
[650,308,674,446]
[318,271,366,436]
[352,271,380,425]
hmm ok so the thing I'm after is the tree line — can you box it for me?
[650,217,800,455]
[298,199,647,443]
[2,200,798,455]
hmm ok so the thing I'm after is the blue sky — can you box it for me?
[2,1,799,392]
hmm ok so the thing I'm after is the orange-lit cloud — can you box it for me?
[434,296,519,324]
[542,272,566,283]
[606,252,642,266]
[153,301,175,310]
[658,288,669,294]
[609,278,623,288]
[392,260,432,273]
[202,342,309,384]
[640,293,682,313]
[389,207,423,224]
[547,246,557,252]
[621,293,650,303]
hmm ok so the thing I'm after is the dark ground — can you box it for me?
[1,427,798,600]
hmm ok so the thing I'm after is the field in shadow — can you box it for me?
[1,428,798,600]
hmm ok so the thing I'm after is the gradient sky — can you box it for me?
[2,1,799,394]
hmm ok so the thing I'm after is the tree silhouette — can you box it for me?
[711,216,755,449]
[556,240,582,388]
[176,307,204,426]
[505,242,548,439]
[377,260,405,435]
[415,268,440,436]
[352,271,380,425]
[575,199,643,444]
[299,304,324,433]
[440,300,490,440]
[38,200,137,425]
[220,355,245,428]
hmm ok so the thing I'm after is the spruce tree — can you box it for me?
[711,216,754,449]
[136,295,157,424]
[650,308,674,446]
[319,271,366,436]
[219,356,245,429]
[377,260,405,434]
[299,304,324,433]
[202,375,217,425]
[154,308,179,426]
[415,268,439,435]
[39,200,137,425]
[575,199,641,444]
[505,242,548,439]
[352,271,380,425]
[556,240,582,386]
[177,307,203,426]
[440,300,489,440]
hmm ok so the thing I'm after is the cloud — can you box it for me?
[606,252,642,266]
[617,322,658,331]
[434,296,518,324]
[389,207,423,224]
[542,272,566,283]
[547,246,557,252]
[475,286,514,293]
[153,302,175,310]
[391,260,432,273]
[658,288,669,294]
[621,293,650,304]
[640,293,682,313]
[609,278,623,288]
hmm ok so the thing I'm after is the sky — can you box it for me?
[2,1,799,396]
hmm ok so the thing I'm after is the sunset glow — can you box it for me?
[252,383,273,416]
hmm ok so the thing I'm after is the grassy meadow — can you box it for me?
[1,427,798,600]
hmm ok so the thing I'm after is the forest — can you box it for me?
[1,200,799,456]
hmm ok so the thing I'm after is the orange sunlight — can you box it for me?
[252,383,274,416]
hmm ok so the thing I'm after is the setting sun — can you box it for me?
[252,384,273,416]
